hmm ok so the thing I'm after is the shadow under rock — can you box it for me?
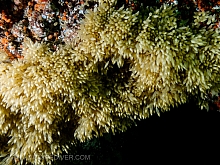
[54,101,220,165]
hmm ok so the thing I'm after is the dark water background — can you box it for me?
[54,101,220,165]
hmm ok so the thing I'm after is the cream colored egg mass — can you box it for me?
[0,0,220,164]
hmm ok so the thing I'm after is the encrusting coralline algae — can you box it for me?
[0,0,220,164]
